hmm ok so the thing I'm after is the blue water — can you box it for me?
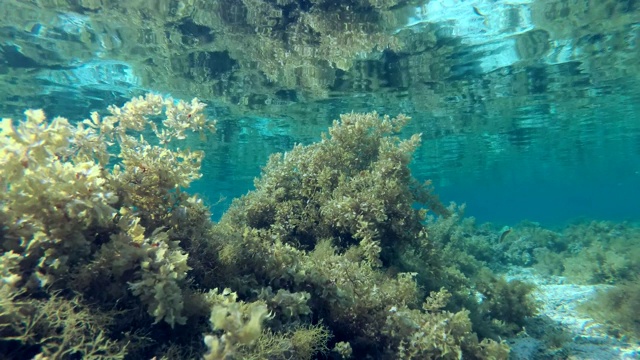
[3,1,640,359]
[191,86,640,227]
[1,0,639,227]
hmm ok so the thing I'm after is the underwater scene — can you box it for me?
[0,0,639,359]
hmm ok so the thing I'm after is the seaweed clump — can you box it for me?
[0,99,529,359]
[483,220,640,285]
[579,277,640,339]
[0,94,217,358]
[212,112,520,358]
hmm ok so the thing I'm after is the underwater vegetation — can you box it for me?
[578,277,640,340]
[0,94,538,359]
[526,221,640,340]
[434,214,640,343]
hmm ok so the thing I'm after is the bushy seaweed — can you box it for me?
[0,94,217,358]
[0,99,534,359]
[579,277,640,339]
[212,112,530,357]
[498,221,640,285]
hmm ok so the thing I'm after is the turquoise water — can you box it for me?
[2,0,638,227]
[1,1,640,358]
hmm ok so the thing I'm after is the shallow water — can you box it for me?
[1,1,640,359]
[2,0,638,226]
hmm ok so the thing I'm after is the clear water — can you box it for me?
[1,0,638,227]
[2,1,640,359]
